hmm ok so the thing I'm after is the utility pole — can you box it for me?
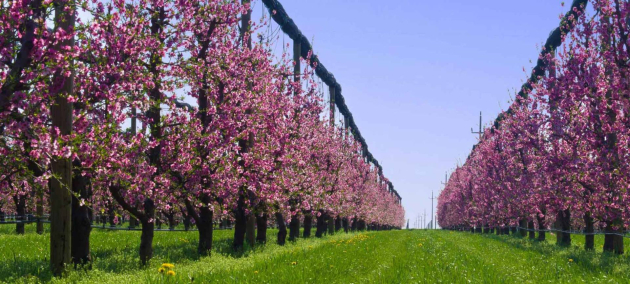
[430,191,436,229]
[471,111,483,140]
[423,210,426,229]
[437,172,448,230]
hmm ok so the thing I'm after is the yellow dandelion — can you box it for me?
[167,270,176,276]
[291,261,297,265]
[569,259,573,262]
[158,267,165,273]
[254,271,259,274]
[161,263,175,269]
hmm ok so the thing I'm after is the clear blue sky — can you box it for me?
[250,0,569,228]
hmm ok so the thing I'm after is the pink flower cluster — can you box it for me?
[0,0,404,231]
[438,0,630,233]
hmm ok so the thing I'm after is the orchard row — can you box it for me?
[0,0,404,275]
[438,0,630,253]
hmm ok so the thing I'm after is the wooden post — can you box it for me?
[329,85,335,126]
[50,0,75,275]
[293,39,301,87]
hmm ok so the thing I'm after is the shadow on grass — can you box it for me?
[477,232,630,276]
[0,256,54,283]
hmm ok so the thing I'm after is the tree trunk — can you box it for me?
[327,214,334,235]
[342,217,349,233]
[584,212,594,250]
[519,219,527,237]
[196,206,213,256]
[303,211,312,238]
[603,221,624,254]
[256,213,267,243]
[528,221,535,239]
[246,214,256,247]
[14,195,25,234]
[129,216,138,229]
[71,160,92,266]
[315,210,326,238]
[358,219,366,231]
[289,214,300,241]
[537,214,546,241]
[557,209,571,246]
[275,212,287,245]
[139,199,155,265]
[108,205,115,227]
[183,214,190,231]
[166,212,175,231]
[351,217,358,232]
[233,195,247,250]
[335,216,342,232]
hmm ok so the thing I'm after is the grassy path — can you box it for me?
[3,225,630,283]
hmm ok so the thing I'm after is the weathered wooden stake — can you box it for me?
[50,0,75,275]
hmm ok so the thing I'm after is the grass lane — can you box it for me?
[3,225,630,283]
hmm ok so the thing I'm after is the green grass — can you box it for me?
[3,225,630,283]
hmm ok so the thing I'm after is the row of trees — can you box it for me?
[438,0,630,254]
[0,0,404,275]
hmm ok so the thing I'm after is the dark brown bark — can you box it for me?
[528,221,536,239]
[537,214,546,241]
[275,212,287,245]
[256,213,268,243]
[557,209,571,246]
[358,219,366,231]
[246,214,256,246]
[303,211,312,238]
[182,213,191,231]
[71,159,92,266]
[327,214,334,235]
[315,210,326,237]
[289,214,300,241]
[129,216,138,229]
[139,199,155,265]
[108,205,115,227]
[342,217,349,233]
[13,195,25,234]
[161,207,175,230]
[335,216,342,232]
[519,219,527,237]
[584,212,594,250]
[233,194,247,250]
[603,222,624,254]
[197,206,213,256]
[184,198,213,256]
